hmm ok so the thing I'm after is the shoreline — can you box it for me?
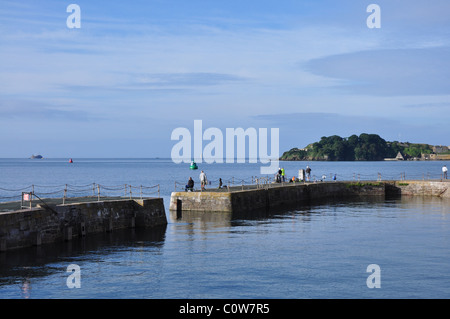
[279,158,450,162]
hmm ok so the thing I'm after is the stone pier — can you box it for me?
[0,198,166,252]
[170,180,450,214]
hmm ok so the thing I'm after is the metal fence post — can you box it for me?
[63,184,67,205]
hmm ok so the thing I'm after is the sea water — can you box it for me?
[0,158,449,299]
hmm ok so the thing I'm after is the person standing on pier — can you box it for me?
[306,166,311,181]
[276,168,282,183]
[200,170,207,190]
[443,165,448,179]
[281,167,286,182]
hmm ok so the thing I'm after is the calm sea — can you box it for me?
[0,158,449,299]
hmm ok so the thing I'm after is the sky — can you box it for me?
[0,0,449,158]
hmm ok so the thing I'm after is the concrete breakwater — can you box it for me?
[385,180,450,197]
[169,180,450,214]
[0,198,166,252]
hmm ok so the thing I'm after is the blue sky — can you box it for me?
[0,0,449,158]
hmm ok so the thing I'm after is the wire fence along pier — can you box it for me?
[0,183,160,209]
[174,170,448,192]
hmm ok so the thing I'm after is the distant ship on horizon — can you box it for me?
[30,154,43,159]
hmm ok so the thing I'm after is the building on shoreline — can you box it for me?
[421,153,450,160]
[384,152,405,161]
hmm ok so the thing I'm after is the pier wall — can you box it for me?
[0,198,166,252]
[170,181,387,213]
[386,180,450,198]
[170,180,449,214]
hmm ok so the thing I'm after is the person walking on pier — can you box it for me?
[200,170,207,191]
[443,165,448,179]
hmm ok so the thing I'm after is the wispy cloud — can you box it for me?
[0,99,99,121]
[303,47,450,96]
[403,102,450,109]
[251,112,450,147]
[132,72,247,87]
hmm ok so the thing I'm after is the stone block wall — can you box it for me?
[170,192,233,212]
[169,180,448,215]
[170,181,387,214]
[0,198,166,252]
[390,180,450,197]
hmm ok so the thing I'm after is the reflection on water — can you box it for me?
[0,226,167,288]
[168,195,450,239]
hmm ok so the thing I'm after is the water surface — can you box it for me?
[0,159,449,299]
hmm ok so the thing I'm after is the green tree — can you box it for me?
[279,133,435,161]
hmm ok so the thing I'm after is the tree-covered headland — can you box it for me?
[280,133,436,161]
